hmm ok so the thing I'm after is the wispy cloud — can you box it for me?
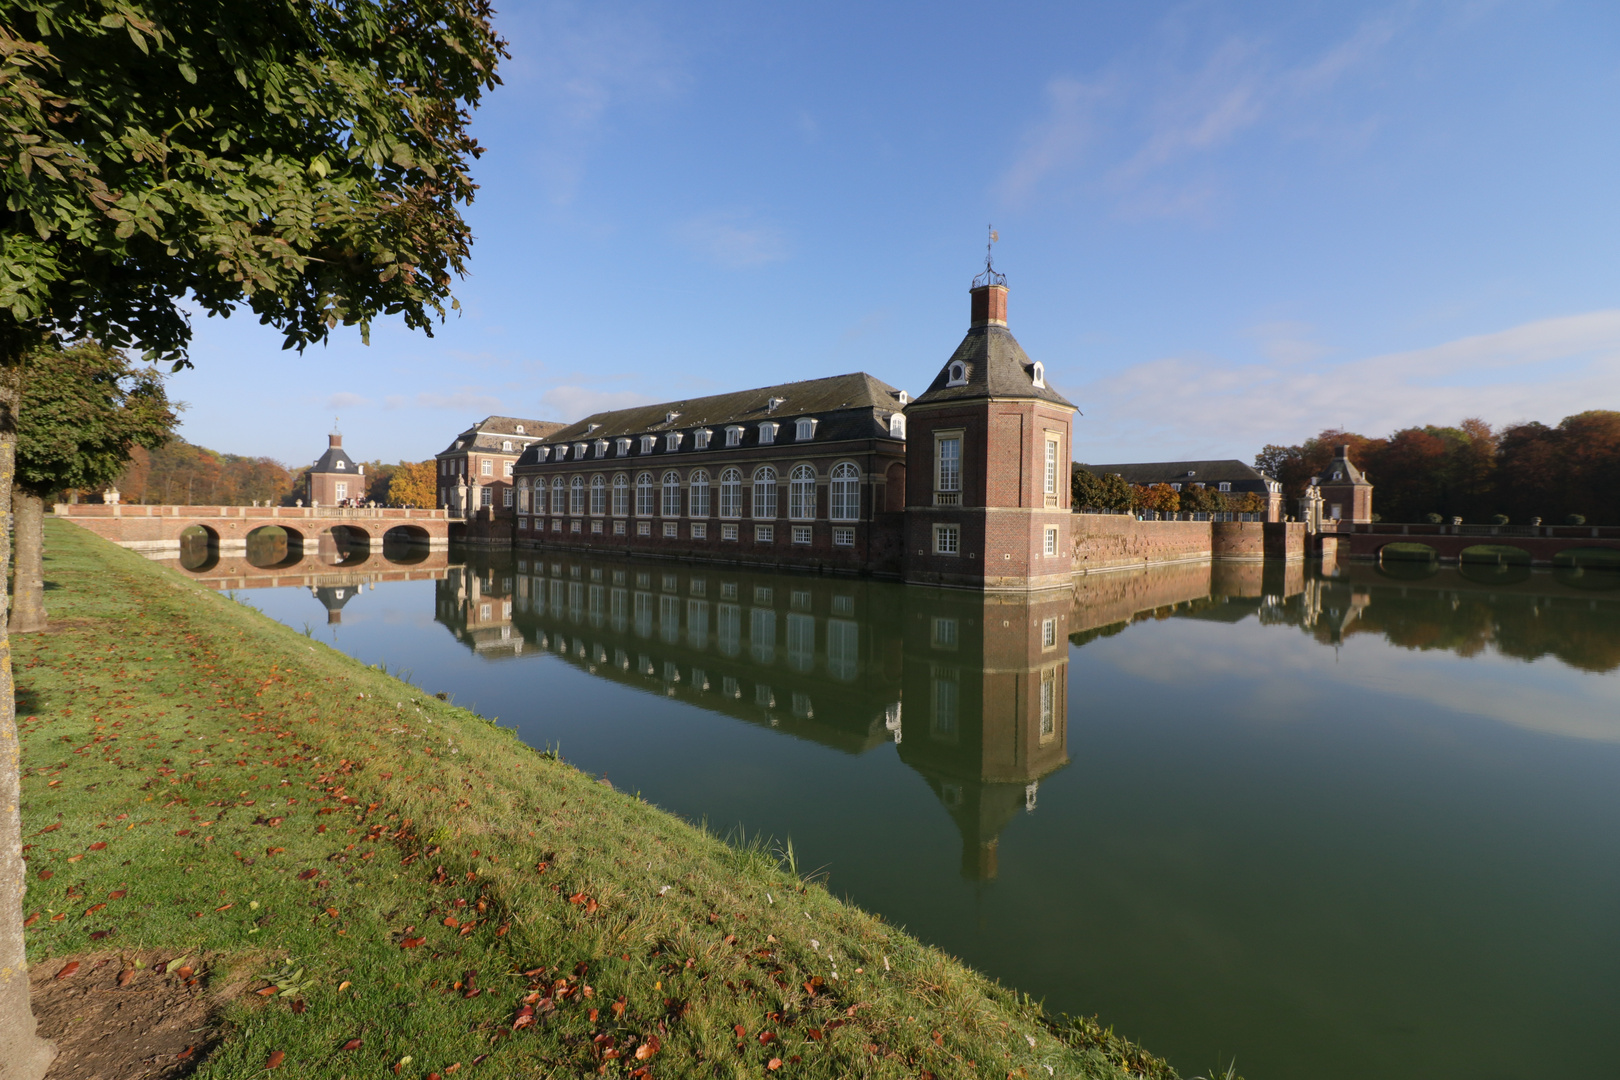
[998,10,1402,216]
[672,211,790,268]
[539,385,656,420]
[502,3,687,206]
[323,391,371,410]
[415,389,506,414]
[1073,309,1620,461]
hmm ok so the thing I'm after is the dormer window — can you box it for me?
[1333,471,1343,481]
[889,413,907,439]
[1186,470,1196,477]
[640,435,656,453]
[1031,362,1045,388]
[586,423,600,434]
[335,460,345,470]
[946,361,968,387]
[795,417,817,440]
[897,390,909,405]
[725,426,743,448]
[594,439,608,457]
[767,396,785,412]
[616,438,630,455]
[554,446,568,461]
[665,411,681,424]
[573,442,587,459]
[1218,482,1231,492]
[694,429,712,450]
[536,446,549,462]
[503,440,513,452]
[758,422,778,445]
[665,431,684,451]
[1171,483,1182,492]
[516,424,525,434]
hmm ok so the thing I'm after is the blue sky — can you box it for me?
[172,1,1620,468]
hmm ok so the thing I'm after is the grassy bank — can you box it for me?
[19,520,1194,1079]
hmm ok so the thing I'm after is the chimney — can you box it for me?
[1335,444,1350,459]
[329,433,343,448]
[970,283,1008,328]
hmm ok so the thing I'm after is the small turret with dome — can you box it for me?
[307,419,364,507]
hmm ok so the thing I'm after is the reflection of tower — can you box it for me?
[311,584,358,625]
[897,586,1072,879]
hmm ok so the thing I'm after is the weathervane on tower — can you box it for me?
[973,224,1006,288]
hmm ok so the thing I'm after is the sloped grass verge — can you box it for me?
[19,520,1197,1079]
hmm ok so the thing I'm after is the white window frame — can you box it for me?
[935,432,962,505]
[795,417,817,440]
[661,471,682,517]
[595,439,608,457]
[688,470,710,518]
[1044,437,1058,497]
[829,462,859,521]
[694,428,712,449]
[889,413,907,439]
[637,520,651,536]
[505,460,514,478]
[662,521,678,538]
[612,474,629,516]
[833,527,854,547]
[665,432,684,451]
[641,435,656,454]
[719,469,742,518]
[616,438,631,455]
[946,361,967,387]
[755,524,774,543]
[573,443,587,459]
[788,463,816,521]
[1044,526,1059,557]
[933,523,960,556]
[791,525,812,545]
[504,487,514,508]
[636,472,655,517]
[1218,481,1232,492]
[691,522,708,539]
[721,522,738,541]
[758,422,778,445]
[570,475,585,515]
[481,459,493,476]
[551,477,566,514]
[590,475,606,515]
[752,466,777,519]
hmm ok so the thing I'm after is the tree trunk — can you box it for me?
[0,356,55,1078]
[8,490,46,634]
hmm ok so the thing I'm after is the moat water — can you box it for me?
[193,540,1620,1080]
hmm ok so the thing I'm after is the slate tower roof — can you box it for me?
[310,434,357,474]
[911,277,1074,410]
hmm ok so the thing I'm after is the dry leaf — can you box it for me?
[341,1038,363,1051]
[55,962,80,980]
[266,1050,285,1069]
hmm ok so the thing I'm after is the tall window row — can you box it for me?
[518,463,864,522]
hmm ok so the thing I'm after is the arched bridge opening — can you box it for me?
[179,524,220,572]
[383,524,432,564]
[246,525,307,570]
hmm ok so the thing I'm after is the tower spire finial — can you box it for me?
[972,226,1006,288]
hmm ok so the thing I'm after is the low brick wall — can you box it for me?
[1070,515,1213,574]
[1211,521,1266,560]
[1068,560,1213,631]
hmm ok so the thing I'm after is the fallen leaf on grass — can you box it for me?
[55,962,79,980]
[22,914,38,928]
[768,1059,782,1071]
[177,1046,195,1060]
[255,986,279,997]
[338,980,352,992]
[108,890,126,900]
[297,869,319,880]
[443,916,458,928]
[117,969,135,987]
[37,870,52,880]
[341,1038,363,1051]
[88,841,106,851]
[401,936,426,949]
[266,1050,285,1069]
[635,1036,661,1060]
[165,956,189,974]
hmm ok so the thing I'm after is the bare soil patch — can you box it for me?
[31,952,225,1080]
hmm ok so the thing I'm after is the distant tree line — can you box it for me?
[117,440,296,506]
[1072,467,1267,516]
[1255,411,1620,525]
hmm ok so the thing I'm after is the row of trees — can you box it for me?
[1256,412,1620,525]
[1072,467,1268,515]
[117,439,294,506]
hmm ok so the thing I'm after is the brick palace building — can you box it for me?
[496,265,1078,591]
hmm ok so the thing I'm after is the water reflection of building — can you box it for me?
[311,583,362,624]
[898,587,1072,880]
[432,551,1084,880]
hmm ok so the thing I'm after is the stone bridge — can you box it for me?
[151,547,453,593]
[53,503,452,557]
[1320,521,1620,566]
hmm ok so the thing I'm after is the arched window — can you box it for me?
[517,480,530,513]
[570,475,585,515]
[719,469,743,519]
[502,440,512,452]
[636,472,655,517]
[662,471,682,517]
[947,361,967,387]
[590,475,606,515]
[753,466,778,519]
[830,462,860,521]
[612,474,629,516]
[788,464,816,520]
[688,470,710,518]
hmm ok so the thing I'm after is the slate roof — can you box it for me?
[912,324,1074,409]
[1313,452,1370,486]
[1080,459,1277,492]
[310,445,357,474]
[437,416,567,457]
[515,373,908,466]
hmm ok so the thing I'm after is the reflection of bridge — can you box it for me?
[151,548,453,593]
[53,503,451,556]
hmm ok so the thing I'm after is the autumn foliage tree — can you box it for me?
[0,3,506,1071]
[386,459,437,507]
[1071,464,1132,512]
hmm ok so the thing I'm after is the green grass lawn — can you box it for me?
[19,520,1191,1079]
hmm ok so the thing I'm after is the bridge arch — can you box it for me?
[245,524,305,570]
[1377,541,1438,563]
[1459,544,1532,566]
[383,524,432,564]
[1553,547,1620,569]
[178,524,219,572]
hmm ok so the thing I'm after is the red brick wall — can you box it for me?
[1070,515,1212,574]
